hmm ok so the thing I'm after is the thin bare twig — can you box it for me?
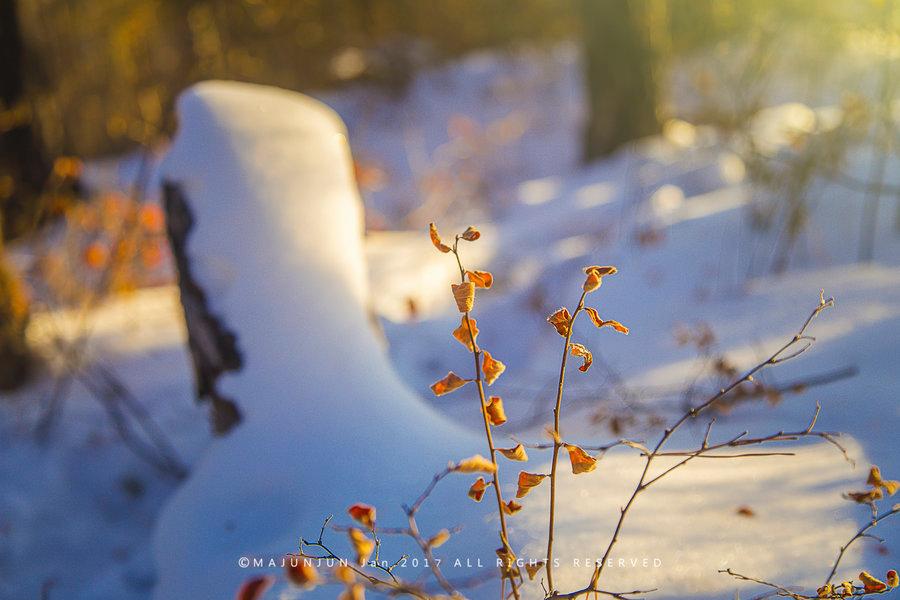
[547,289,587,592]
[825,505,900,585]
[451,235,522,600]
[556,294,836,599]
[402,466,462,596]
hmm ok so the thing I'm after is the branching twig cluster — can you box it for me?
[272,226,884,600]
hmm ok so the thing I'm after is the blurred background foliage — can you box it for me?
[0,0,895,390]
[6,1,886,162]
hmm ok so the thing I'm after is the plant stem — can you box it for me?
[452,239,521,600]
[582,297,833,592]
[825,505,900,585]
[546,290,587,592]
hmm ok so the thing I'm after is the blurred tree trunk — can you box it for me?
[580,0,661,161]
[0,0,37,390]
[1,0,49,239]
[0,222,31,391]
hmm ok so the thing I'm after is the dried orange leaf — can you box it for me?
[498,444,528,461]
[430,372,471,396]
[516,471,548,498]
[347,503,376,529]
[569,342,593,372]
[452,316,479,351]
[502,500,523,515]
[584,306,603,327]
[482,350,506,385]
[236,576,275,600]
[887,570,898,588]
[348,528,375,566]
[602,319,629,334]
[547,307,572,337]
[338,583,366,600]
[564,444,598,474]
[860,571,887,593]
[496,546,518,576]
[429,222,452,253]
[456,454,497,474]
[525,561,546,581]
[845,488,884,504]
[584,265,618,277]
[427,529,451,548]
[460,226,481,241]
[584,307,629,334]
[466,270,493,289]
[468,477,489,502]
[485,396,507,426]
[452,282,475,313]
[867,465,882,486]
[334,565,356,585]
[583,270,602,293]
[868,465,900,496]
[285,557,319,588]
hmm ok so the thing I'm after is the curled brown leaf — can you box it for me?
[468,477,489,502]
[460,226,481,241]
[564,444,598,474]
[452,282,475,313]
[516,471,548,498]
[547,307,572,337]
[430,372,471,396]
[456,454,498,474]
[569,342,593,372]
[486,395,507,426]
[452,316,479,351]
[466,270,493,289]
[497,443,528,461]
[429,223,452,253]
[482,350,506,385]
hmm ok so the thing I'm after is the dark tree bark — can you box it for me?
[0,248,31,391]
[581,0,661,161]
[163,181,243,434]
[0,0,38,390]
[1,0,49,240]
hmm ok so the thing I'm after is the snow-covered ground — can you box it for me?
[1,44,898,600]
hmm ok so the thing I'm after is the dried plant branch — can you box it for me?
[403,466,461,597]
[825,504,900,585]
[448,232,522,600]
[720,568,815,600]
[544,585,657,600]
[513,437,637,454]
[299,518,431,599]
[641,403,845,489]
[720,567,896,600]
[300,464,473,598]
[554,293,836,599]
[650,415,846,460]
[68,356,187,478]
[718,462,900,600]
[546,288,588,592]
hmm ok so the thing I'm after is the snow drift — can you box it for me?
[152,81,866,600]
